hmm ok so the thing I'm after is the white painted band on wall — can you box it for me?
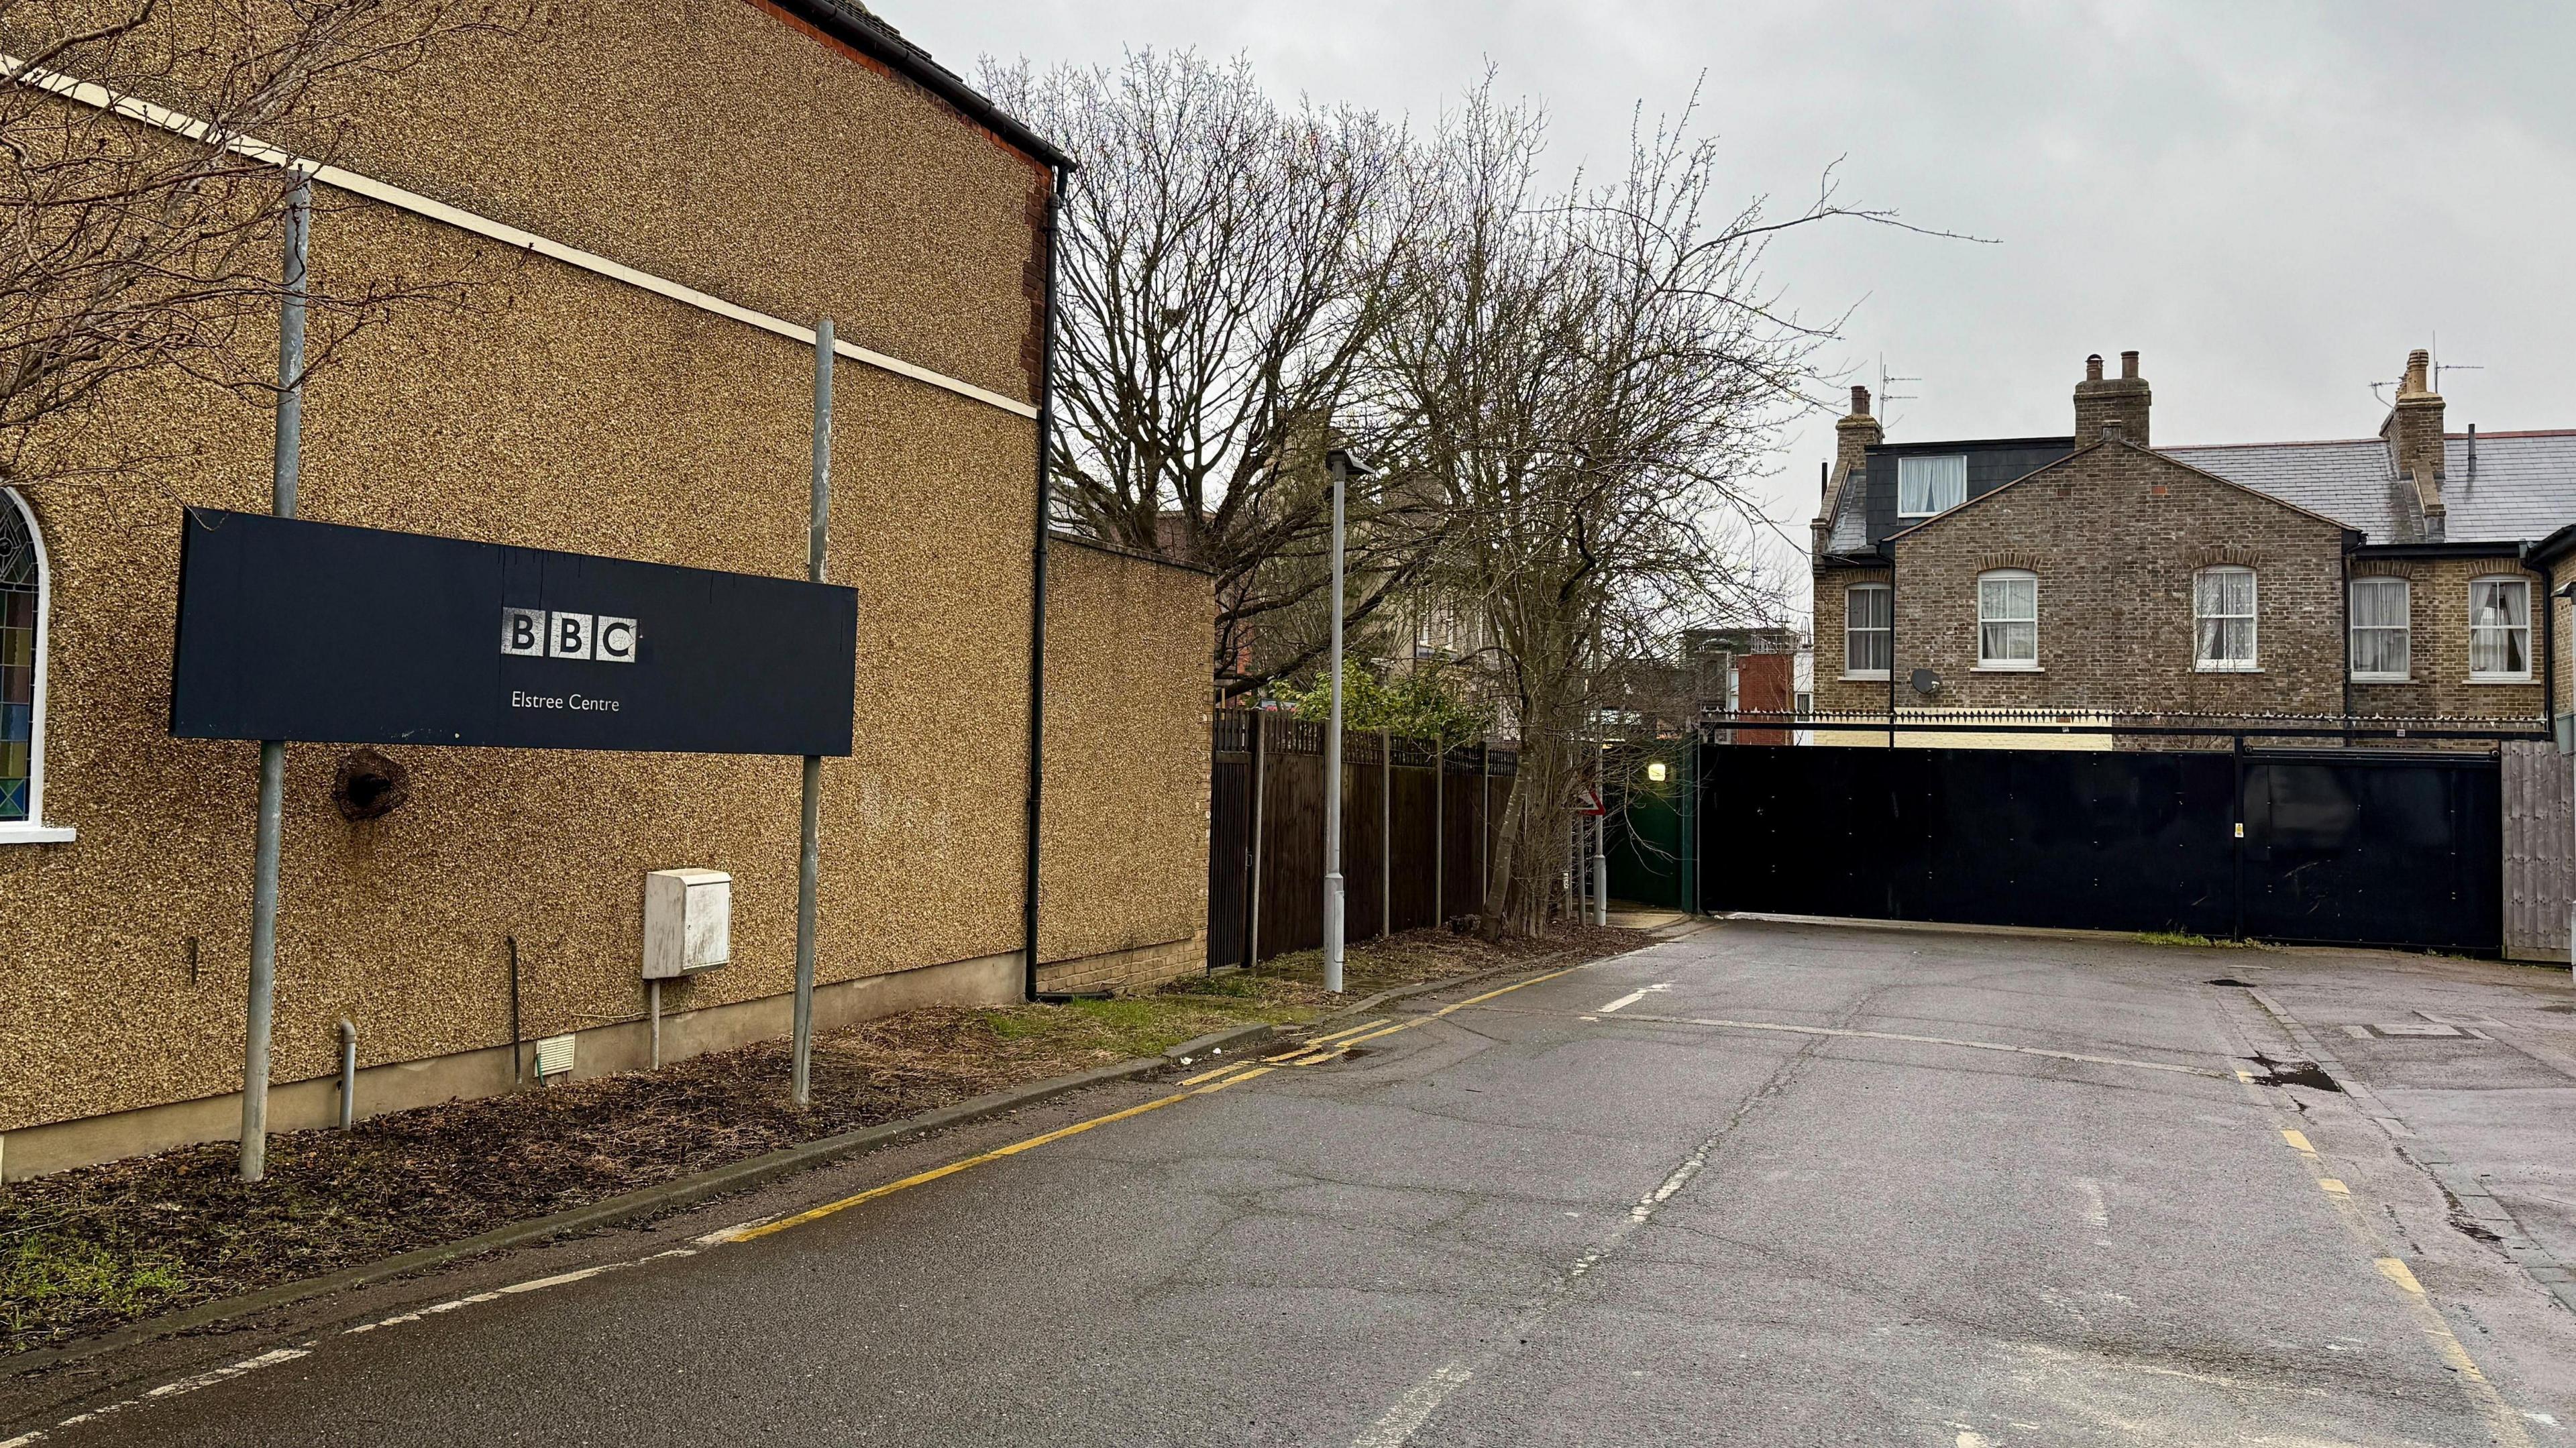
[0,56,1044,422]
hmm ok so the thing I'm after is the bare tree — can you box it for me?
[0,0,517,492]
[980,49,1439,695]
[1373,83,1873,937]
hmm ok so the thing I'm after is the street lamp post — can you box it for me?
[1322,445,1373,995]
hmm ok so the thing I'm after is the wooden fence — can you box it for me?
[1208,709,1520,969]
[2503,740,2575,962]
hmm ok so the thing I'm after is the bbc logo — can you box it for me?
[502,608,638,663]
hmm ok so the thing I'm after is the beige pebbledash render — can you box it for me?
[0,3,1217,1180]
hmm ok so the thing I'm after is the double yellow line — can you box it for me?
[722,965,1586,1245]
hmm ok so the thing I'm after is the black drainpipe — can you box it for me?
[1022,163,1067,1002]
[2539,553,2559,743]
[2339,535,2354,747]
[1881,539,1898,747]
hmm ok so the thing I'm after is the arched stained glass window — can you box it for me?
[1,492,40,822]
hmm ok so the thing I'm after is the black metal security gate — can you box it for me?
[1699,743,2502,955]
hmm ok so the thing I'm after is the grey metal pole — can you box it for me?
[335,1018,356,1129]
[1381,728,1392,940]
[1433,738,1444,926]
[240,179,308,1183]
[1248,709,1267,967]
[793,317,833,1109]
[1593,748,1609,926]
[1322,455,1347,993]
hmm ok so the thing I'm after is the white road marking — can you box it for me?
[6,1345,315,1443]
[1350,1070,1737,1446]
[1594,983,1672,1014]
[2074,1178,2109,1228]
[1350,1363,1477,1448]
[1956,1431,1994,1448]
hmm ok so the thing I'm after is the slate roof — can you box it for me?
[1825,477,1870,553]
[1819,429,2576,557]
[2165,431,2576,547]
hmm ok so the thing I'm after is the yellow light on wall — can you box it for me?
[1646,761,1669,783]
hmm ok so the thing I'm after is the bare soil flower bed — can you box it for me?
[1,923,1648,1354]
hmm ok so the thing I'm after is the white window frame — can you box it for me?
[1975,569,2040,671]
[2348,577,2410,683]
[0,487,70,844]
[2469,576,2534,681]
[1843,583,1891,680]
[2192,566,2259,673]
[1895,454,1968,518]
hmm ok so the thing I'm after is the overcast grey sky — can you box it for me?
[902,1,2576,586]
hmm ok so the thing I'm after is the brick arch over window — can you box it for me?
[0,487,66,840]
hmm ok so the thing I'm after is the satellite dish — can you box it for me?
[1911,669,1941,698]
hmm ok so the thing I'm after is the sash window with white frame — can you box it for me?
[2469,577,2532,679]
[1844,583,1891,679]
[1896,455,1967,518]
[2349,576,2410,681]
[1976,569,2038,669]
[2193,567,2258,671]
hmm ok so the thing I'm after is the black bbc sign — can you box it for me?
[171,510,859,756]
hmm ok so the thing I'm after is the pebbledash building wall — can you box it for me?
[1809,349,2576,744]
[0,3,1214,1178]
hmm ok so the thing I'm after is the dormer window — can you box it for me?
[1896,455,1966,518]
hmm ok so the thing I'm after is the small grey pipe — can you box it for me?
[336,1019,356,1129]
[239,178,308,1184]
[793,317,833,1110]
[648,978,661,1069]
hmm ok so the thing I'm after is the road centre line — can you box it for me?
[1595,983,1672,1013]
[1472,1003,2231,1080]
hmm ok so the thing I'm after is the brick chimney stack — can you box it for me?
[1835,384,1882,474]
[1813,384,1885,556]
[2381,347,2446,537]
[2072,349,2150,447]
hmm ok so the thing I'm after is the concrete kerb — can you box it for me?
[6,1024,1281,1382]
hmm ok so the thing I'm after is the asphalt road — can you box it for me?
[15,919,2576,1447]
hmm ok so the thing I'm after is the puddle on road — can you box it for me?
[2244,1054,2342,1093]
[2206,978,2252,988]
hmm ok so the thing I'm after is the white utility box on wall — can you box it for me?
[643,869,731,979]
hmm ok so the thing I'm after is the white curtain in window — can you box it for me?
[2471,579,2531,677]
[2194,567,2257,669]
[1896,455,1967,516]
[1845,584,1891,675]
[2349,577,2409,679]
[1977,571,2037,667]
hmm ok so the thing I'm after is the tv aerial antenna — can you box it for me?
[1876,355,1920,429]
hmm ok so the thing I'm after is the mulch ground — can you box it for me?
[1,922,1650,1355]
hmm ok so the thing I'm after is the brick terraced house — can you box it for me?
[1808,349,2576,746]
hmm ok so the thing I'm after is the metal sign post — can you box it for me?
[239,179,308,1183]
[792,318,833,1109]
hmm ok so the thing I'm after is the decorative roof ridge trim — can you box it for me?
[0,54,1042,422]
